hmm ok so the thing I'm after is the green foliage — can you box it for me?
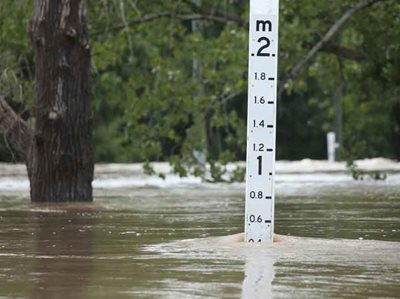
[0,0,399,182]
[0,0,34,162]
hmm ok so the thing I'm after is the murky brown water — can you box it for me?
[0,163,399,298]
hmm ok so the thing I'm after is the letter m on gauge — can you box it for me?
[254,19,274,57]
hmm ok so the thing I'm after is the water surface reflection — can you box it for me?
[30,205,94,299]
[0,166,399,298]
[242,253,274,298]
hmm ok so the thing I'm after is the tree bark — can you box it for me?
[27,0,94,202]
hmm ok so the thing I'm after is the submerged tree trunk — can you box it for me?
[25,0,93,202]
[0,0,93,202]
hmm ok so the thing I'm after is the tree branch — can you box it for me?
[181,0,202,11]
[320,43,367,61]
[93,11,245,36]
[281,0,386,90]
[180,0,245,26]
[0,96,33,161]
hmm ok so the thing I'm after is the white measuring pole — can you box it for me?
[327,132,336,162]
[245,0,279,243]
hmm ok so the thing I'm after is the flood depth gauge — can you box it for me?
[245,0,279,243]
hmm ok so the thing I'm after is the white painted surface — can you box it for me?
[327,132,337,162]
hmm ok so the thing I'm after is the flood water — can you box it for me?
[0,161,399,298]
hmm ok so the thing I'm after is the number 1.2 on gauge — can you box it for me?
[245,0,279,243]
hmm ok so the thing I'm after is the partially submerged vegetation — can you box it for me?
[1,1,399,181]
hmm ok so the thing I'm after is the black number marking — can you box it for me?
[255,72,267,80]
[257,155,262,175]
[256,37,271,57]
[254,96,266,104]
[250,191,264,199]
[253,144,265,152]
[253,120,265,128]
[249,215,263,223]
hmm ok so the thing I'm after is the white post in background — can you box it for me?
[327,132,337,162]
[245,0,280,243]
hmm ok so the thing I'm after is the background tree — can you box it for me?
[1,0,399,182]
[0,0,94,201]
